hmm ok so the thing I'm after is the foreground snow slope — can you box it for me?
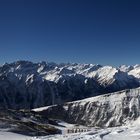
[0,130,32,140]
[2,123,140,140]
[1,118,140,140]
[34,123,140,140]
[34,87,140,127]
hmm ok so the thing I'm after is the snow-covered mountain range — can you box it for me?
[0,60,140,109]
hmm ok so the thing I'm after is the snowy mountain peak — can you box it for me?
[119,65,134,72]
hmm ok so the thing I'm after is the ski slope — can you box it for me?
[1,120,140,140]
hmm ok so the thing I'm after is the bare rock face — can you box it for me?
[0,109,61,136]
[35,88,140,127]
[0,60,139,109]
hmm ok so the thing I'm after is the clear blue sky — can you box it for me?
[0,0,140,66]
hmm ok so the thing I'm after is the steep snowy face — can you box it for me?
[87,66,134,87]
[119,65,134,72]
[119,64,140,79]
[88,66,117,80]
[128,65,140,78]
[0,60,139,109]
[34,88,140,127]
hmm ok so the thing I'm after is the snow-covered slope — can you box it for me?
[33,124,140,140]
[2,121,140,140]
[0,60,140,109]
[34,87,140,127]
[0,131,32,140]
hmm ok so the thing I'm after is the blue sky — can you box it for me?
[0,0,140,66]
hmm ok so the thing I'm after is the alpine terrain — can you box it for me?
[0,61,140,109]
[0,61,140,140]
